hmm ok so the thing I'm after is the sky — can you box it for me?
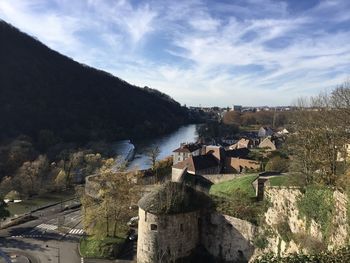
[0,0,350,107]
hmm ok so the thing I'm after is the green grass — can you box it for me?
[80,236,125,259]
[7,190,76,216]
[210,174,258,198]
[209,174,271,225]
[297,185,334,242]
[268,175,290,187]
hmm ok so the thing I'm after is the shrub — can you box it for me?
[252,245,350,263]
[211,190,269,225]
[253,234,269,249]
[80,236,125,259]
[276,220,292,243]
[293,233,326,254]
[297,185,334,242]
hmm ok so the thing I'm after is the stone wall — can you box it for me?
[260,187,350,256]
[137,208,200,263]
[201,213,257,262]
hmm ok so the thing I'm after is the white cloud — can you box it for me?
[0,0,349,106]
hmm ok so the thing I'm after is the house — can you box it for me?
[172,143,202,165]
[205,145,224,161]
[225,157,261,173]
[258,137,276,151]
[223,148,260,173]
[258,126,274,139]
[172,153,220,176]
[277,128,289,135]
[229,138,254,150]
[225,148,250,158]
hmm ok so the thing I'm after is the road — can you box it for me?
[0,202,84,263]
[0,201,134,263]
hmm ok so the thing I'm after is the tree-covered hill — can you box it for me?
[0,20,189,144]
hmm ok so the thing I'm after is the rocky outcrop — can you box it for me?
[258,187,349,257]
[328,190,349,250]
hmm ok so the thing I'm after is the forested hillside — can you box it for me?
[0,20,188,145]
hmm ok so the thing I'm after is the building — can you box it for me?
[172,143,202,165]
[225,157,261,173]
[258,137,276,151]
[258,126,274,139]
[137,182,211,263]
[232,105,242,112]
[204,145,225,167]
[229,138,254,150]
[172,153,220,176]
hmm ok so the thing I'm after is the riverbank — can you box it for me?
[113,124,199,171]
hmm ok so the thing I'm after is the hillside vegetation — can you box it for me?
[0,20,189,144]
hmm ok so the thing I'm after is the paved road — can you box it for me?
[0,202,134,263]
[0,203,84,263]
[0,237,80,263]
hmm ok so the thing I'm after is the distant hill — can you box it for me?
[0,20,189,144]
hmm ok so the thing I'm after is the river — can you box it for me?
[113,124,199,170]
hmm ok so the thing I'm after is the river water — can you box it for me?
[113,124,199,170]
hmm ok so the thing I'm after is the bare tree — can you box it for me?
[288,83,350,186]
[147,146,160,170]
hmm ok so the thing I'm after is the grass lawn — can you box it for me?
[268,175,290,187]
[80,236,125,259]
[210,174,270,225]
[7,190,76,216]
[210,174,258,198]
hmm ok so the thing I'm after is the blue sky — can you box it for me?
[1,0,350,106]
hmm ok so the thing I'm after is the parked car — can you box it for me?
[127,216,139,227]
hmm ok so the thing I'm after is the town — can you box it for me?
[1,1,350,262]
[1,93,350,262]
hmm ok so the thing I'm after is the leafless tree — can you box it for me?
[288,83,350,186]
[147,146,160,170]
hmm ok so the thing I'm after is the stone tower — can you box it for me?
[137,182,211,263]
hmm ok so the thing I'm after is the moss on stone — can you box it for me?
[138,182,212,215]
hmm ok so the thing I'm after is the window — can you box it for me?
[180,224,183,232]
[150,224,157,231]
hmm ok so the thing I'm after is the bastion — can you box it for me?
[137,182,211,263]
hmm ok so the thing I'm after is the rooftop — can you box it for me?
[172,153,219,172]
[173,143,202,153]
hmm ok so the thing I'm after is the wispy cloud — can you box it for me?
[0,0,350,106]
